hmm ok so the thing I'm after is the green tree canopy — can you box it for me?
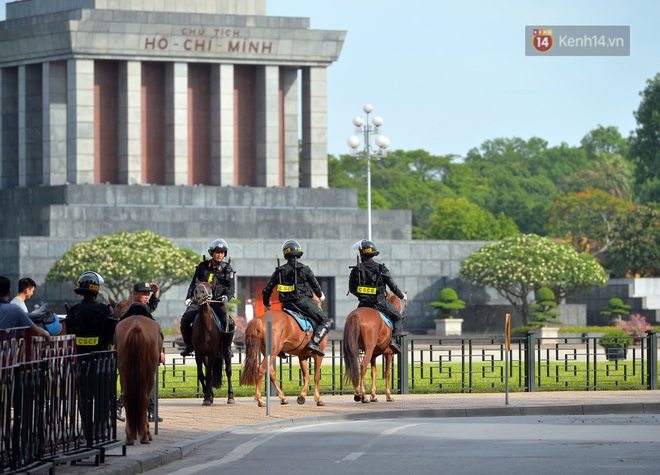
[604,205,660,277]
[545,189,634,255]
[630,73,660,203]
[428,197,519,240]
[46,230,199,301]
[459,234,607,325]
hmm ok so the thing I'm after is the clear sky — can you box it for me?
[2,0,657,158]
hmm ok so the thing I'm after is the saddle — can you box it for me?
[28,303,62,335]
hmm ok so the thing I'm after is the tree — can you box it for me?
[545,189,634,255]
[459,234,607,325]
[560,152,633,200]
[629,74,660,203]
[528,287,562,328]
[430,287,466,319]
[428,197,519,240]
[603,205,660,277]
[46,230,199,301]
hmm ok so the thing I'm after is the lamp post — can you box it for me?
[347,104,390,241]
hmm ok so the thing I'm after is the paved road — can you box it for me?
[142,414,660,475]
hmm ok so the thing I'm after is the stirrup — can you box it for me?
[180,346,193,357]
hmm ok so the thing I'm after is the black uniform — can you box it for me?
[262,259,328,327]
[180,258,235,353]
[349,258,405,337]
[66,299,117,353]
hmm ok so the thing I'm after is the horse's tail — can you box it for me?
[239,317,264,386]
[212,356,223,389]
[122,321,154,433]
[343,312,361,389]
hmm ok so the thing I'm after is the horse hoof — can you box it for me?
[281,398,289,405]
[227,398,236,405]
[386,396,394,402]
[353,395,361,402]
[361,398,370,404]
[371,396,378,403]
[126,438,135,446]
[258,400,265,408]
[316,400,325,407]
[202,399,212,406]
[296,395,306,405]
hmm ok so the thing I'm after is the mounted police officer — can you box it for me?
[349,240,407,354]
[66,271,117,353]
[262,240,330,357]
[179,239,235,357]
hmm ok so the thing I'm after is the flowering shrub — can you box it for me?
[617,314,652,339]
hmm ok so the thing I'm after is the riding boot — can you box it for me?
[306,324,329,357]
[389,323,402,354]
[148,398,163,422]
[179,320,194,357]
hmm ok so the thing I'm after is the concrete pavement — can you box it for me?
[52,389,660,475]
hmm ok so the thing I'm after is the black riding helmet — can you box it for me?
[353,239,380,258]
[282,240,303,259]
[208,239,229,257]
[74,271,104,297]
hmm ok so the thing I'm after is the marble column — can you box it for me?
[42,61,67,186]
[119,61,142,184]
[67,58,95,184]
[301,66,328,188]
[211,63,235,186]
[165,62,188,185]
[256,65,280,187]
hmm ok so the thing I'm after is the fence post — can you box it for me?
[524,331,536,392]
[398,333,409,394]
[646,330,658,390]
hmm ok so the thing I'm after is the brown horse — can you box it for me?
[191,281,235,405]
[114,313,162,444]
[240,296,326,408]
[343,292,407,403]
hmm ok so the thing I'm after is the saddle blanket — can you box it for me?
[283,309,314,332]
[379,312,393,329]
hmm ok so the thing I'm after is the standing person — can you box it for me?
[65,271,117,353]
[65,271,117,441]
[117,282,165,423]
[349,239,407,354]
[10,277,37,313]
[262,240,329,357]
[0,275,51,342]
[179,239,235,357]
[245,298,254,324]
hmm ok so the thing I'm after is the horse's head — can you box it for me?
[388,291,408,316]
[193,281,213,305]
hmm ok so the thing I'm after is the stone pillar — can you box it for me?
[119,61,142,184]
[281,68,299,188]
[67,58,95,184]
[42,61,67,186]
[211,64,235,186]
[301,66,328,188]
[0,67,18,188]
[165,62,188,185]
[256,65,280,187]
[17,65,27,187]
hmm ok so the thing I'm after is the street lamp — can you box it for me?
[347,104,390,241]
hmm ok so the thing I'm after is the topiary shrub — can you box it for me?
[528,287,562,328]
[600,298,631,323]
[430,287,466,319]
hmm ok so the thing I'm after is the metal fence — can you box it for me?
[159,330,659,398]
[1,331,123,475]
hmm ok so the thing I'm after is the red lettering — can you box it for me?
[262,42,272,54]
[144,37,156,49]
[157,37,168,50]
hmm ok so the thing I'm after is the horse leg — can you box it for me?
[196,357,208,404]
[370,355,379,403]
[297,358,310,405]
[267,354,288,405]
[384,353,394,402]
[224,353,235,405]
[204,356,215,405]
[312,355,325,406]
[360,349,373,403]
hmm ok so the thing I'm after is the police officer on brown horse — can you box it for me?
[179,239,235,357]
[262,240,330,357]
[349,240,406,354]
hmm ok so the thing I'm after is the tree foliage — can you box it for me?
[629,73,660,203]
[46,230,199,301]
[459,234,607,324]
[428,197,519,240]
[604,205,660,277]
[545,189,634,255]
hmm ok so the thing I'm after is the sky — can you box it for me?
[2,0,658,158]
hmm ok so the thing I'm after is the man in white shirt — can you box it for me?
[10,277,36,313]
